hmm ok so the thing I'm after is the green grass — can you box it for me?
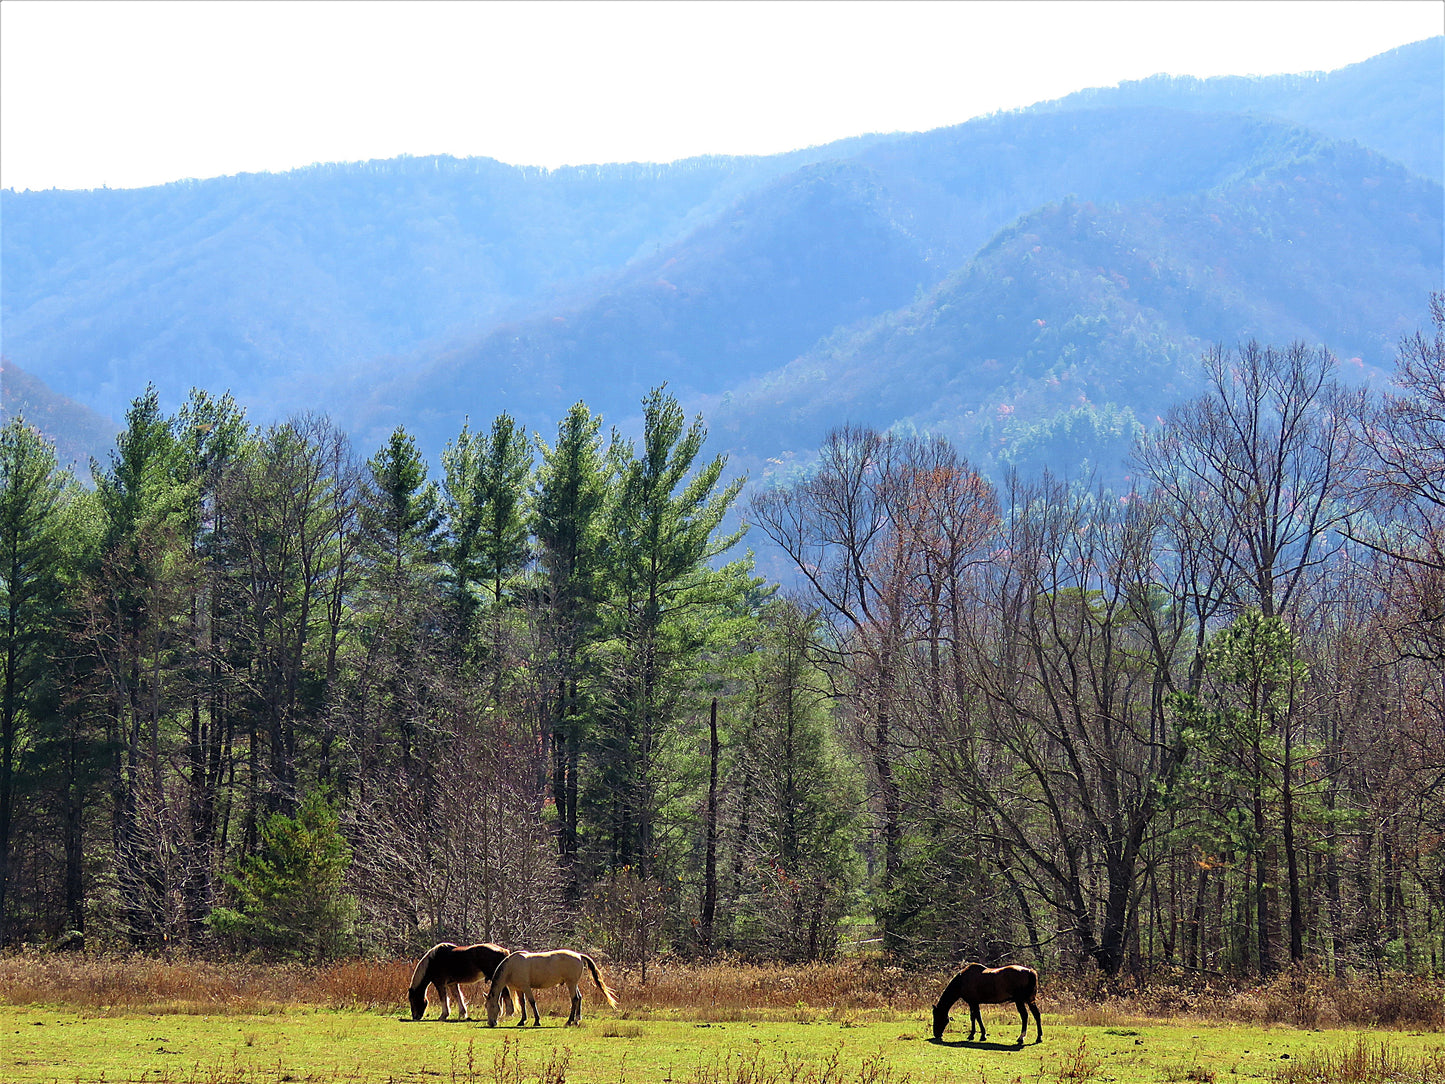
[5,1002,1444,1084]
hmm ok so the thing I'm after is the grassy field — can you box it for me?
[3,956,1443,1084]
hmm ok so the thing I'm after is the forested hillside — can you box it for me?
[706,131,1440,481]
[0,361,115,474]
[2,299,1442,978]
[0,139,888,426]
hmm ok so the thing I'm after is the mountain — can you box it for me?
[1,138,893,423]
[355,106,1439,471]
[0,359,117,476]
[2,40,1440,486]
[1033,37,1443,185]
[704,135,1440,483]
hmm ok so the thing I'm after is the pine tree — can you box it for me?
[532,403,607,870]
[594,387,747,880]
[209,787,357,962]
[0,419,72,945]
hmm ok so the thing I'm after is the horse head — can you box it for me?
[931,998,950,1041]
[485,954,514,1027]
[409,985,429,1021]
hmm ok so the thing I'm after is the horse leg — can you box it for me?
[567,982,582,1025]
[438,982,452,1021]
[456,983,470,1021]
[965,1002,978,1041]
[1029,999,1042,1043]
[973,1002,987,1042]
[1015,999,1027,1045]
[525,989,541,1026]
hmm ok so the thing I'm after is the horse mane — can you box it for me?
[410,944,442,992]
[490,952,520,991]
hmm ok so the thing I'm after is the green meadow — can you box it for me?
[5,1004,1444,1084]
[4,957,1442,1084]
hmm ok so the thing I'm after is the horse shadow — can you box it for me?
[928,1037,1029,1051]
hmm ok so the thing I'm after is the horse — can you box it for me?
[408,942,514,1021]
[931,962,1042,1045]
[485,948,618,1027]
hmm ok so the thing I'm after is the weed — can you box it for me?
[482,1035,573,1084]
[684,1043,911,1084]
[1053,1036,1101,1083]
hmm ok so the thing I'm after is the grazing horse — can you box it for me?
[486,949,618,1027]
[932,962,1042,1045]
[408,942,513,1021]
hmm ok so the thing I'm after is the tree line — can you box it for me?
[2,296,1442,978]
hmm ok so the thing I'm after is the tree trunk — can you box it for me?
[699,698,719,953]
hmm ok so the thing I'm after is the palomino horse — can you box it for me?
[486,949,618,1027]
[932,962,1042,1045]
[408,942,513,1021]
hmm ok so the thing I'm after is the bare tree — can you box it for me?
[749,427,913,948]
[1355,293,1445,664]
[937,475,1187,975]
[1134,340,1363,970]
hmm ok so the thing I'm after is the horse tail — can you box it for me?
[409,946,438,992]
[582,954,618,1007]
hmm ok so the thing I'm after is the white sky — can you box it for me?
[2,0,1440,192]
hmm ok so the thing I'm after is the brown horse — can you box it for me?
[408,942,513,1021]
[932,962,1041,1045]
[486,949,618,1027]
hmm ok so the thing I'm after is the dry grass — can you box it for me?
[1271,1033,1445,1083]
[1,951,1440,1033]
[1041,968,1445,1032]
[0,951,413,1013]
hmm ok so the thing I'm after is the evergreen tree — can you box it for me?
[476,414,532,608]
[593,387,747,880]
[174,389,251,942]
[209,787,357,962]
[355,426,443,783]
[361,426,442,583]
[438,414,529,679]
[88,387,194,944]
[532,403,608,870]
[0,419,71,945]
[1171,609,1312,974]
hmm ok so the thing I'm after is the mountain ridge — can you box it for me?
[2,40,1439,481]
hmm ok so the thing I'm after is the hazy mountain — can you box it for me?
[2,39,1440,483]
[1,137,893,423]
[351,105,1440,467]
[0,359,117,476]
[1033,36,1443,184]
[704,135,1440,484]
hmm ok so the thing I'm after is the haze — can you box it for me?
[2,0,1440,192]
